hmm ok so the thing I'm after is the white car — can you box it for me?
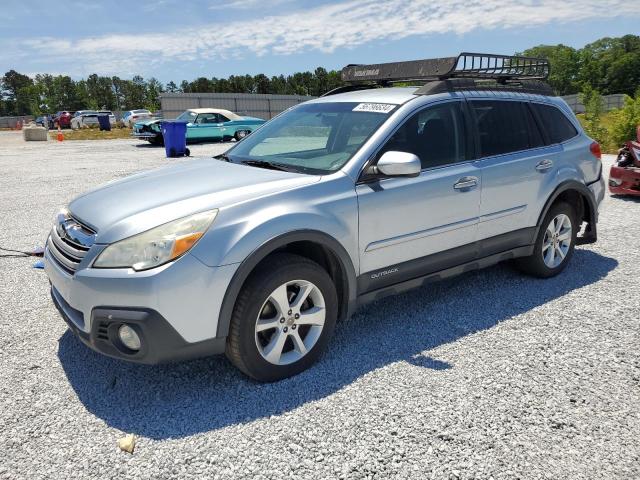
[70,110,99,129]
[122,109,153,127]
[70,111,116,129]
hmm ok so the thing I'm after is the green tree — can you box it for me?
[610,90,640,145]
[145,77,163,111]
[519,45,580,95]
[580,86,607,145]
[2,70,34,114]
[579,35,640,95]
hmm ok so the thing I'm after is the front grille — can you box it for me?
[47,215,96,274]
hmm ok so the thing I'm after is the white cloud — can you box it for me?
[209,0,295,10]
[12,0,640,76]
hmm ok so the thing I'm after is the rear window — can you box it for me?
[470,101,544,157]
[531,103,578,144]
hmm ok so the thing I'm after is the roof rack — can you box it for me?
[323,52,552,97]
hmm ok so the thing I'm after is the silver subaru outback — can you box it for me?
[45,53,605,381]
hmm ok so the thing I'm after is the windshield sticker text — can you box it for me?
[353,103,395,114]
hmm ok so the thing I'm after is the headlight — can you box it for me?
[93,210,217,271]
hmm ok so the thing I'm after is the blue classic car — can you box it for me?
[132,108,265,145]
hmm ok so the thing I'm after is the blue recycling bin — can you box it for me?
[162,120,190,158]
[97,114,111,131]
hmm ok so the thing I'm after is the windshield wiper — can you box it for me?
[213,152,231,162]
[240,159,296,172]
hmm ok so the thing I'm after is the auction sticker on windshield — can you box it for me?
[352,103,395,114]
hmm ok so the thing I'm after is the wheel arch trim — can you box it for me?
[216,230,357,339]
[535,180,597,242]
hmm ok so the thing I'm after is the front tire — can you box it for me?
[226,253,338,382]
[234,130,249,141]
[515,202,577,278]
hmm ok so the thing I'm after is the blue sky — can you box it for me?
[1,0,639,83]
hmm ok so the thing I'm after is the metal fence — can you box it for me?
[0,115,34,129]
[561,94,627,114]
[159,93,315,120]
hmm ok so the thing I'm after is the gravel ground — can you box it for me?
[0,130,638,480]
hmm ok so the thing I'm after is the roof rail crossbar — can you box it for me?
[340,52,550,85]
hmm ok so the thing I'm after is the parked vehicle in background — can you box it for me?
[71,111,100,129]
[45,53,605,382]
[609,126,640,196]
[98,111,117,126]
[52,111,72,129]
[132,108,265,145]
[122,109,153,127]
[71,111,116,129]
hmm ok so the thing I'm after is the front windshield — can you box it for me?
[227,102,395,174]
[176,110,197,123]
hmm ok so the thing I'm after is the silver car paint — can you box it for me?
[45,87,604,346]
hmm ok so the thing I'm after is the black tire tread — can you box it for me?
[515,201,577,278]
[225,253,335,381]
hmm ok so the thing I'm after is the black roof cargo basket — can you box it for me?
[323,52,553,97]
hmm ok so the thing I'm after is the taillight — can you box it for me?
[590,142,602,160]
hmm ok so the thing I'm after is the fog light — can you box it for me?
[609,178,622,187]
[118,325,141,351]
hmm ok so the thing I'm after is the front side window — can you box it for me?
[379,101,467,169]
[471,100,544,157]
[227,102,395,174]
[195,113,218,124]
[176,111,198,123]
[532,103,578,144]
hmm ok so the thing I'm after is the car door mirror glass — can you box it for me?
[376,151,421,177]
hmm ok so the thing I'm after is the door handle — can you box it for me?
[536,159,554,172]
[453,176,478,191]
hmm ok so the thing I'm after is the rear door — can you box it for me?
[356,100,481,291]
[469,99,551,248]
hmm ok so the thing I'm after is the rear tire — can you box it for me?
[226,253,338,382]
[515,202,577,278]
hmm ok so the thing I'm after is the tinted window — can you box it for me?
[532,103,578,144]
[471,101,544,157]
[380,102,466,169]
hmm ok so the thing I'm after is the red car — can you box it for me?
[52,111,72,129]
[609,127,640,196]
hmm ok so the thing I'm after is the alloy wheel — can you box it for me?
[254,280,326,365]
[542,213,572,268]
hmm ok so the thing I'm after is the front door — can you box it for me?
[356,101,481,293]
[191,113,224,140]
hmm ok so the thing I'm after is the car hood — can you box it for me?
[133,118,161,127]
[69,158,319,243]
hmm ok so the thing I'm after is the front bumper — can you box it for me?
[132,131,159,139]
[51,288,225,363]
[609,165,640,196]
[45,245,237,364]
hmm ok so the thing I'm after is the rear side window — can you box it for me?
[471,101,544,157]
[531,103,578,144]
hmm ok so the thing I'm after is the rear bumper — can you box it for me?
[609,165,640,196]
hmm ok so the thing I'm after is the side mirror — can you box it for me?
[375,151,421,177]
